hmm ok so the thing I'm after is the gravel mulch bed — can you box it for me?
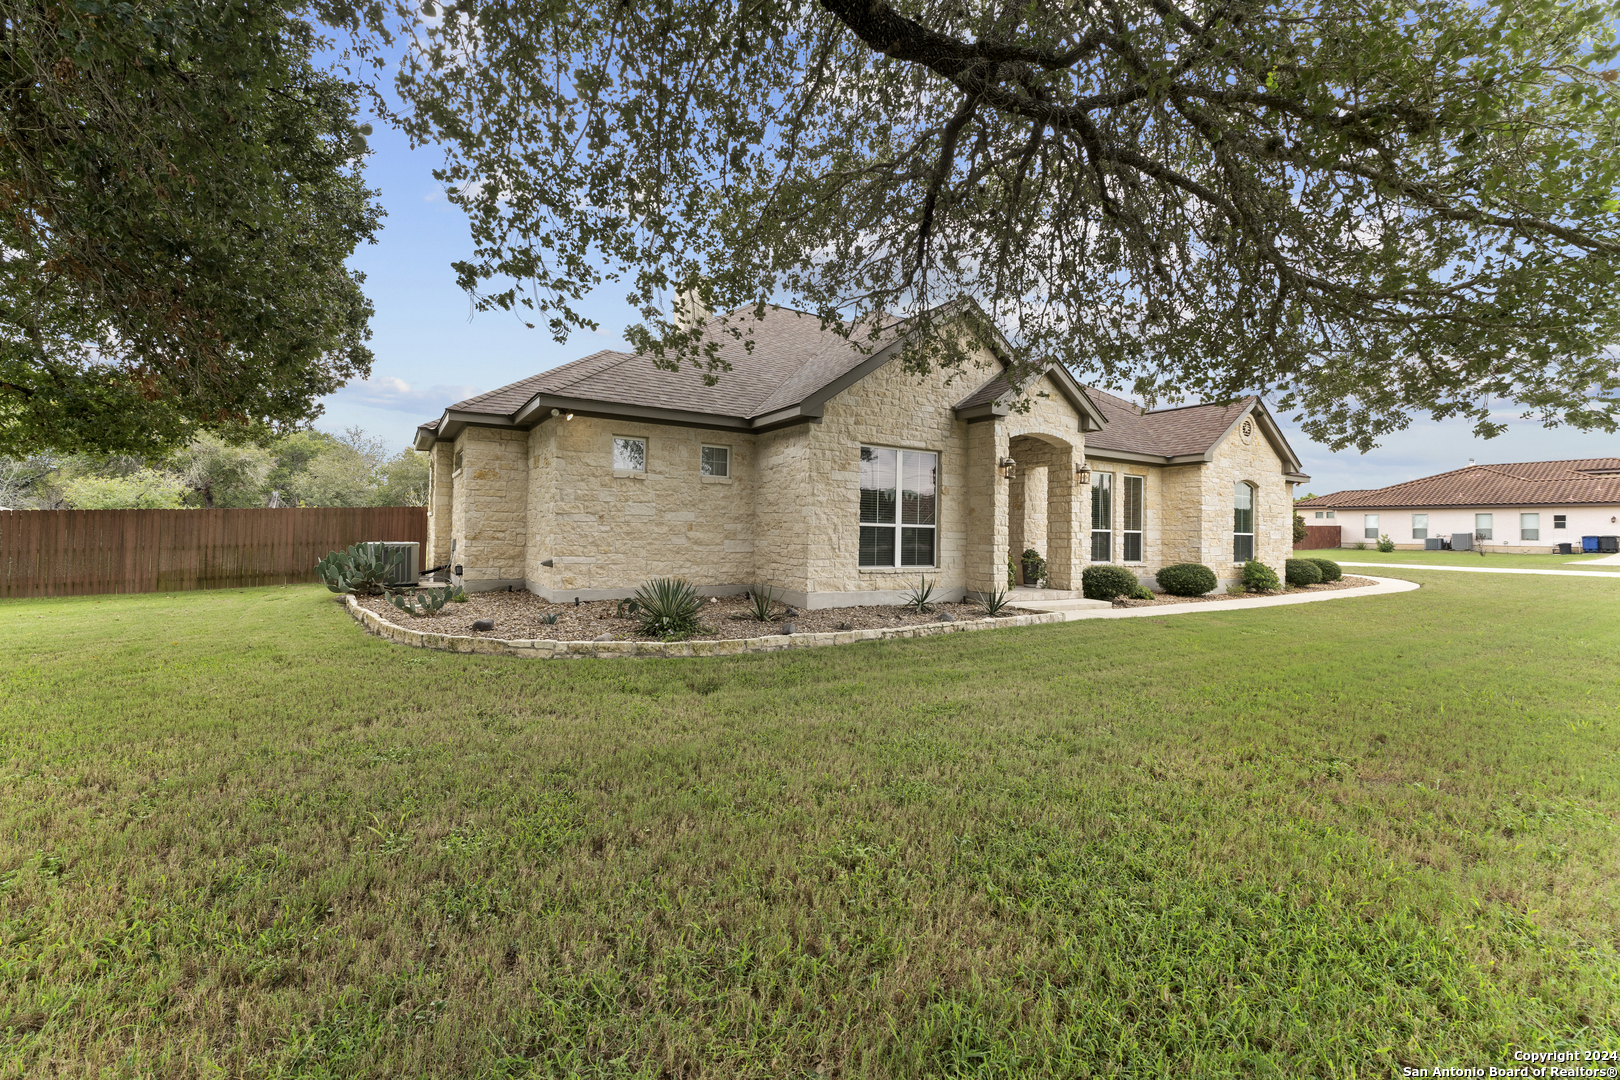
[355,575,1380,641]
[354,591,1017,642]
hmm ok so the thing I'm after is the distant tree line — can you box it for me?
[0,428,426,510]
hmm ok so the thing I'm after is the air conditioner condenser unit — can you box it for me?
[366,541,419,586]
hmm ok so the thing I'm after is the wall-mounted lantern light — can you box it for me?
[1076,462,1092,486]
[999,457,1017,481]
[549,408,575,421]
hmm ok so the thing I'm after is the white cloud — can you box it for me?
[334,375,482,414]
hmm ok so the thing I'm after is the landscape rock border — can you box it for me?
[345,574,1417,660]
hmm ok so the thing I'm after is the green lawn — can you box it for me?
[2,577,1618,1078]
[1315,547,1615,570]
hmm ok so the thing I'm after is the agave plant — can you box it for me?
[315,543,395,596]
[975,587,1013,617]
[632,577,703,638]
[901,575,936,614]
[746,585,781,622]
[387,585,455,618]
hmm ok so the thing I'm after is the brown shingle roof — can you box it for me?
[1082,387,1255,458]
[436,307,898,423]
[1297,459,1620,509]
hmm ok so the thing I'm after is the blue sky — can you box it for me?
[323,106,1618,497]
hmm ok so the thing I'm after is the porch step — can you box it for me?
[1006,597,1114,613]
[1006,586,1082,601]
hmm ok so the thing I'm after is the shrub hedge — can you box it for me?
[1155,563,1217,597]
[1241,560,1281,592]
[1309,558,1343,582]
[1284,558,1323,586]
[1081,564,1140,600]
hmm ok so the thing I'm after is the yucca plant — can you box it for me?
[746,585,781,622]
[632,577,703,638]
[975,587,1013,617]
[901,575,936,613]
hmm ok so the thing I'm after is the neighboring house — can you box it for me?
[1297,459,1620,551]
[414,303,1309,606]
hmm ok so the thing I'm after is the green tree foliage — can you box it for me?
[59,469,186,509]
[367,0,1620,450]
[1293,514,1307,543]
[0,427,427,508]
[170,434,274,509]
[0,1,383,458]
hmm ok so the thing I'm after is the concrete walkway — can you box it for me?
[1013,575,1419,622]
[1337,561,1620,579]
[1573,552,1620,565]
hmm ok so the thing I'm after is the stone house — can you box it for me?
[414,304,1310,606]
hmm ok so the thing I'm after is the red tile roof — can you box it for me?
[1298,459,1620,508]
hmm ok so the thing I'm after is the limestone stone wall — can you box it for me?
[522,414,760,600]
[1079,459,1178,576]
[790,350,1087,606]
[1201,413,1292,580]
[426,441,455,570]
[450,427,529,590]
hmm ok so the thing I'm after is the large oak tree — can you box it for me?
[0,1,383,456]
[366,0,1620,450]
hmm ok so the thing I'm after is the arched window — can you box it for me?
[1233,482,1256,563]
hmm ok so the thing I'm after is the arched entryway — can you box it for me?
[1006,433,1081,590]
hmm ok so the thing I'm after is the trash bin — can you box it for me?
[1583,535,1601,553]
[1424,537,1443,550]
[1602,536,1619,554]
[1555,542,1573,555]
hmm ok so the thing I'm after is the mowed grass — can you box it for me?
[2,576,1618,1078]
[1323,547,1613,570]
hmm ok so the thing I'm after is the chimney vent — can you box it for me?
[673,287,709,332]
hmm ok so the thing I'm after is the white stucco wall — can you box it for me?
[1332,506,1620,551]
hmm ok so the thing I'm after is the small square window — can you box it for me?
[1554,515,1567,529]
[1326,511,1335,519]
[700,445,730,478]
[613,436,646,473]
[453,450,464,473]
[1314,511,1323,518]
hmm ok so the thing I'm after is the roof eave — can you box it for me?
[954,401,1010,423]
[513,393,755,432]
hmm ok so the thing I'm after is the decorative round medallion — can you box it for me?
[1240,417,1254,442]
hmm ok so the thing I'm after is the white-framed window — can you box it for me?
[700,445,730,478]
[1475,513,1493,540]
[453,449,464,475]
[1326,510,1335,519]
[1521,513,1539,541]
[1363,513,1379,540]
[1091,471,1113,562]
[1314,511,1323,518]
[613,436,647,473]
[1234,482,1257,562]
[1554,514,1567,530]
[1122,475,1144,562]
[1412,513,1428,540]
[859,446,936,567]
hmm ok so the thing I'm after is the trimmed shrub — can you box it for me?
[1155,563,1217,597]
[1130,585,1154,601]
[1309,558,1343,582]
[1284,558,1323,587]
[1377,533,1396,553]
[1082,564,1139,600]
[1241,560,1281,592]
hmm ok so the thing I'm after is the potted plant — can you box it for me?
[1020,548,1047,587]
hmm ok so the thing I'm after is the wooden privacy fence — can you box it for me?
[1294,524,1344,550]
[0,507,427,598]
